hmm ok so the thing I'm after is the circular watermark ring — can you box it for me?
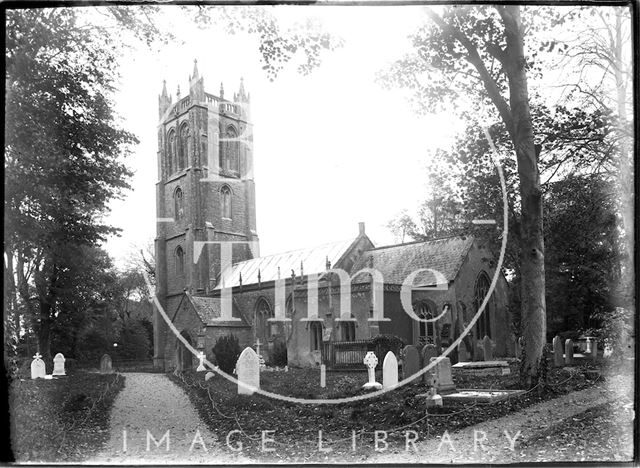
[144,126,509,405]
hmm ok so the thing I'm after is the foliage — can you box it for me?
[371,334,405,359]
[115,320,152,360]
[212,334,242,375]
[10,372,125,462]
[268,340,288,367]
[583,307,633,361]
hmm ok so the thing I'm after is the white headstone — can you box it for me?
[30,353,46,379]
[320,364,326,388]
[236,347,260,395]
[382,351,399,389]
[52,353,66,376]
[430,357,456,394]
[196,352,206,372]
[362,351,382,390]
[205,372,215,381]
[482,335,494,361]
[457,342,470,362]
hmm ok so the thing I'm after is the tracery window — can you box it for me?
[178,124,189,170]
[417,301,436,345]
[175,246,185,276]
[167,131,175,174]
[341,321,356,342]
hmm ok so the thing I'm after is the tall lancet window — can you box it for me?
[221,185,232,219]
[174,187,184,220]
[474,272,492,339]
[167,131,175,175]
[226,126,239,172]
[175,246,185,276]
[178,124,189,170]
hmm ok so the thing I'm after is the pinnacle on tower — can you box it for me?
[220,82,225,99]
[192,59,199,80]
[176,84,181,100]
[161,79,168,97]
[237,77,247,102]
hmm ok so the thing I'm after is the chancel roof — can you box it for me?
[352,236,475,286]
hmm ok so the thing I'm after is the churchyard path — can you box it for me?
[88,372,249,464]
[368,373,634,464]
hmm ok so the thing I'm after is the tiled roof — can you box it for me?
[352,236,475,286]
[215,238,357,289]
[188,295,222,325]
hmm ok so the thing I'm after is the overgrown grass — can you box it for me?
[9,371,125,462]
[169,362,604,462]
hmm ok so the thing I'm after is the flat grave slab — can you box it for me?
[452,360,511,376]
[441,388,525,405]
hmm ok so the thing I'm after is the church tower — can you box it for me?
[153,60,259,369]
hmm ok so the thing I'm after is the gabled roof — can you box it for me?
[188,295,222,325]
[215,238,358,289]
[352,236,475,286]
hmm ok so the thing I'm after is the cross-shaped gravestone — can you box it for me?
[196,351,206,372]
[31,353,46,380]
[362,351,382,390]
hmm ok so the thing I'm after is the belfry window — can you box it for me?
[221,185,232,219]
[222,126,239,172]
[176,246,185,276]
[174,187,184,220]
[167,131,175,174]
[178,125,189,170]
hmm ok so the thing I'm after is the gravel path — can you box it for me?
[368,373,634,464]
[87,373,249,464]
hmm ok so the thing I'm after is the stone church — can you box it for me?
[152,62,513,371]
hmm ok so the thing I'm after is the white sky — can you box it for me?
[104,6,464,267]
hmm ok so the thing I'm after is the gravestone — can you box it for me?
[196,352,206,372]
[402,345,420,381]
[52,353,66,376]
[421,387,443,407]
[100,354,113,374]
[31,353,46,380]
[430,357,456,394]
[591,340,598,361]
[421,344,438,384]
[236,347,260,395]
[585,337,592,354]
[474,341,484,361]
[382,351,398,389]
[564,339,574,365]
[320,364,326,388]
[457,342,469,362]
[553,336,564,367]
[482,335,494,361]
[515,336,522,359]
[362,351,382,390]
[205,372,215,381]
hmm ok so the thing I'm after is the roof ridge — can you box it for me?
[366,234,473,252]
[231,237,357,266]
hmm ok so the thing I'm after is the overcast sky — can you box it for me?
[104,6,466,267]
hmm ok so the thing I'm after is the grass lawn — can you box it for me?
[9,371,125,462]
[170,361,605,463]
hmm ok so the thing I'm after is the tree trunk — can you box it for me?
[37,310,53,373]
[501,5,547,387]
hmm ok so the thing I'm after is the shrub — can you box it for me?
[583,307,634,361]
[212,334,241,374]
[372,334,405,360]
[116,320,151,360]
[268,340,288,367]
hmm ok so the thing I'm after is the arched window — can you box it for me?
[167,131,175,174]
[178,124,189,170]
[255,298,274,344]
[221,185,232,219]
[310,322,323,352]
[175,246,185,276]
[416,301,436,345]
[474,272,492,339]
[174,187,184,220]
[222,126,239,172]
[341,320,356,342]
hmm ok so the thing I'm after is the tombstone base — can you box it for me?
[362,381,382,391]
[418,393,443,407]
[52,371,66,376]
[435,383,457,395]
